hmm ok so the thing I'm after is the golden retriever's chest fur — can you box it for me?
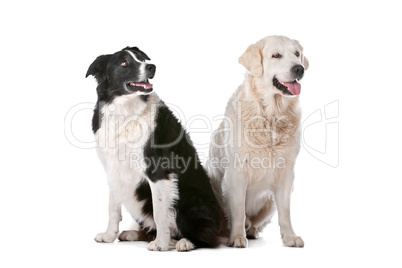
[228,94,301,181]
[240,96,300,155]
[242,110,297,151]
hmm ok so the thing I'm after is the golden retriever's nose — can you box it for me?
[292,64,304,78]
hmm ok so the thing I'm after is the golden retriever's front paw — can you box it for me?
[282,235,304,247]
[228,235,248,248]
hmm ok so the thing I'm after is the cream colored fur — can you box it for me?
[208,35,308,248]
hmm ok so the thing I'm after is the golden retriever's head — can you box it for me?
[239,35,309,97]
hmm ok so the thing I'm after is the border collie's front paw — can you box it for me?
[282,235,304,247]
[176,238,195,252]
[228,235,248,248]
[94,232,118,243]
[147,240,169,251]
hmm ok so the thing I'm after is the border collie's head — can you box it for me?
[86,47,156,103]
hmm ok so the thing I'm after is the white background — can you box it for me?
[1,0,401,267]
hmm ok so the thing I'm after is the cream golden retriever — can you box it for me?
[208,35,309,248]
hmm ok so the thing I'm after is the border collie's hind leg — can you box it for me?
[118,229,156,242]
[176,188,221,249]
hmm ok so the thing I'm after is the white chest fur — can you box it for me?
[95,94,159,226]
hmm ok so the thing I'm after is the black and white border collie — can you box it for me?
[86,47,221,251]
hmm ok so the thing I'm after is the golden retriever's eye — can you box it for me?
[295,51,300,57]
[121,61,128,67]
[272,53,282,59]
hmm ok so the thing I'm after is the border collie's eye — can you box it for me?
[272,53,282,59]
[121,61,128,67]
[295,51,300,57]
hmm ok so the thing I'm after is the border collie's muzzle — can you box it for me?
[127,64,156,94]
[127,81,154,94]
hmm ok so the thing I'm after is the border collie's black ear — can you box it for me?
[86,54,111,83]
[124,46,151,61]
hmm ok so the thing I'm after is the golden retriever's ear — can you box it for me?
[302,55,309,70]
[239,44,263,77]
[295,40,309,70]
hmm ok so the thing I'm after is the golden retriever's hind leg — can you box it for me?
[246,226,260,239]
[246,197,276,239]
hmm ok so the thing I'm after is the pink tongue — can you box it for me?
[137,83,153,89]
[283,81,301,95]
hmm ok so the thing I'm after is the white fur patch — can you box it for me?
[147,174,179,251]
[125,50,148,82]
[176,238,195,252]
[95,93,161,236]
[125,50,143,63]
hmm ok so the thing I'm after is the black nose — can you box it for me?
[292,64,304,78]
[146,64,156,78]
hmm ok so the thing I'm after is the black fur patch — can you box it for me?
[92,102,101,133]
[143,103,199,181]
[140,94,150,102]
[135,179,153,219]
[143,103,221,248]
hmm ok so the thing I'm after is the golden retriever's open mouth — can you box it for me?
[273,77,301,96]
